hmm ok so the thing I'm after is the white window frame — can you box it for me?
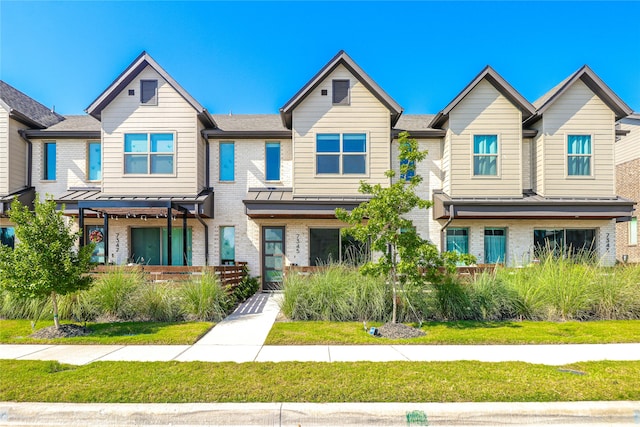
[471,134,500,178]
[315,132,368,176]
[123,132,176,176]
[566,134,594,178]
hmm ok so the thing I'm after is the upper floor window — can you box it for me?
[265,142,281,181]
[124,133,174,175]
[43,142,56,180]
[567,135,591,176]
[473,135,498,176]
[87,141,101,181]
[316,133,366,175]
[0,226,15,249]
[140,80,158,105]
[332,79,350,105]
[219,142,235,181]
[399,142,415,181]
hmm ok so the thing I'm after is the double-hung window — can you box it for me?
[43,142,56,180]
[567,135,591,176]
[87,141,101,181]
[316,133,366,175]
[219,142,235,181]
[265,142,280,181]
[473,135,498,176]
[124,133,174,174]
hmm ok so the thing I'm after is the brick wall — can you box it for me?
[616,158,640,263]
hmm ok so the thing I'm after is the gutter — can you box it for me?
[17,130,33,187]
[440,204,455,253]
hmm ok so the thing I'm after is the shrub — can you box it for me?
[131,283,182,322]
[431,275,473,321]
[467,271,516,321]
[232,272,260,303]
[180,271,232,321]
[87,267,145,319]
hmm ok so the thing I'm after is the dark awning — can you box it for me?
[243,188,369,219]
[433,190,635,221]
[0,187,35,216]
[56,188,214,218]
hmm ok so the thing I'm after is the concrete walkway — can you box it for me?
[2,293,640,365]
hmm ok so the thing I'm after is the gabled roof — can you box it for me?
[86,51,215,128]
[526,65,633,125]
[0,80,64,128]
[279,50,403,129]
[429,66,536,129]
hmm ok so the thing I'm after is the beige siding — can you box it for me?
[291,65,391,196]
[101,66,199,196]
[197,119,206,189]
[530,120,545,194]
[442,122,451,194]
[448,80,523,197]
[541,79,616,197]
[8,118,28,193]
[616,118,640,165]
[0,107,8,195]
[522,138,531,189]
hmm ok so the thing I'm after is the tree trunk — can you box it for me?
[51,291,60,329]
[391,245,397,324]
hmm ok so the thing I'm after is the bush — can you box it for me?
[431,275,473,321]
[233,272,260,303]
[467,271,516,321]
[86,267,145,319]
[180,271,232,321]
[131,283,182,322]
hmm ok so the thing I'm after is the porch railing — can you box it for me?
[91,262,248,288]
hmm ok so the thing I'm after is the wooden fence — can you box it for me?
[91,262,248,288]
[284,264,500,279]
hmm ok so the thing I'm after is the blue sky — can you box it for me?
[1,1,639,116]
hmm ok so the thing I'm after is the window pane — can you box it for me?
[87,225,105,263]
[0,227,15,249]
[474,135,498,154]
[161,227,193,266]
[141,80,158,104]
[264,228,283,241]
[343,134,366,153]
[317,155,340,174]
[400,158,415,181]
[265,142,280,181]
[150,134,174,152]
[568,135,591,155]
[446,228,468,254]
[220,226,235,264]
[341,234,369,266]
[630,218,638,245]
[310,228,340,266]
[474,155,497,175]
[534,229,563,257]
[124,154,148,174]
[88,142,101,181]
[150,154,174,174]
[44,142,56,180]
[125,134,148,152]
[565,229,595,255]
[219,142,234,181]
[343,154,366,174]
[568,156,590,176]
[332,80,349,105]
[316,134,340,152]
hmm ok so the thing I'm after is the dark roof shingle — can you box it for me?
[0,80,65,128]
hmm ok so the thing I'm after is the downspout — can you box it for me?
[440,204,455,252]
[17,130,33,188]
[195,209,209,266]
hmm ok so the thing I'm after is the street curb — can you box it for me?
[1,401,639,426]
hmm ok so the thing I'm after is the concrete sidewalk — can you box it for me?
[2,293,640,365]
[2,401,640,426]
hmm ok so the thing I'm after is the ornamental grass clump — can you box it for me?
[86,266,145,319]
[131,283,182,322]
[180,271,232,321]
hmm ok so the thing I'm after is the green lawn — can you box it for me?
[1,359,638,403]
[266,320,640,345]
[0,320,214,345]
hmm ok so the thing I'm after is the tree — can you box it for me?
[336,132,471,323]
[0,196,95,329]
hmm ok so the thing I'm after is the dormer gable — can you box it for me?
[86,51,215,128]
[279,50,403,129]
[429,66,535,129]
[526,65,632,126]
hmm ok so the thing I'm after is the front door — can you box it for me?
[262,226,285,290]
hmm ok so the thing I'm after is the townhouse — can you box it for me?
[615,114,640,263]
[0,51,636,290]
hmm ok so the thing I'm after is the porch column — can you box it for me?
[182,210,188,266]
[103,212,109,264]
[167,208,172,265]
[78,208,85,246]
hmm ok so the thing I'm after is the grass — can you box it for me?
[0,320,213,345]
[1,359,638,402]
[265,320,640,345]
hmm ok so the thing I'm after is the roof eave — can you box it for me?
[23,129,101,139]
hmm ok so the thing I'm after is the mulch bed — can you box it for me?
[376,322,426,339]
[30,324,91,339]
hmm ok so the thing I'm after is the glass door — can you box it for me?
[484,228,506,264]
[263,226,285,290]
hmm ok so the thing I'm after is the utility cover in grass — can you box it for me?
[377,323,425,339]
[30,324,90,339]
